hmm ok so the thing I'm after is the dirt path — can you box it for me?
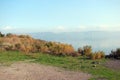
[105,60,120,71]
[0,62,91,80]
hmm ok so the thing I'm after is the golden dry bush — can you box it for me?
[44,42,75,56]
[90,53,96,60]
[0,33,76,56]
[90,51,105,60]
[83,45,92,56]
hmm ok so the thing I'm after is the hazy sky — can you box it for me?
[0,0,120,33]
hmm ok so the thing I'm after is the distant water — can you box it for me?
[30,31,120,54]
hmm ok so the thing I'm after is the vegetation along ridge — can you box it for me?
[0,32,120,80]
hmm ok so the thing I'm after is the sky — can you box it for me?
[0,0,120,33]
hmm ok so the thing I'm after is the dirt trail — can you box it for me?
[0,62,91,80]
[105,60,120,71]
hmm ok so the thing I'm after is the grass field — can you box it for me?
[0,51,120,80]
[0,51,31,65]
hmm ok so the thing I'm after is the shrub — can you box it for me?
[0,32,4,37]
[90,51,105,60]
[78,45,92,57]
[0,34,75,56]
[45,42,75,56]
[90,53,96,60]
[109,48,120,59]
[83,45,92,56]
[6,33,16,37]
[78,47,84,55]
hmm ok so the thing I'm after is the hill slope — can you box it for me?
[0,33,75,56]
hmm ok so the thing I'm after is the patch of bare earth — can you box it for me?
[105,60,120,71]
[0,62,91,80]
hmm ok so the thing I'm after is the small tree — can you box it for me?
[83,45,92,57]
[6,33,13,37]
[78,47,84,55]
[0,32,4,37]
[116,48,120,57]
[110,48,120,59]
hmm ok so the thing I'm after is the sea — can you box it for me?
[30,31,120,54]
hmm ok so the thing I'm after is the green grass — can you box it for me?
[29,53,120,80]
[0,51,32,65]
[0,51,120,80]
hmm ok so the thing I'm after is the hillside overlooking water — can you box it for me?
[1,0,120,80]
[30,31,120,54]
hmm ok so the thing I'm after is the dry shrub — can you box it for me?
[0,33,75,56]
[77,45,92,57]
[45,42,75,56]
[90,51,105,60]
[83,45,92,56]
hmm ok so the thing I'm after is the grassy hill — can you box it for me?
[0,33,75,56]
[0,32,120,80]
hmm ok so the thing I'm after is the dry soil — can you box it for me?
[0,62,91,80]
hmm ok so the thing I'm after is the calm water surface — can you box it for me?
[31,32,120,54]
